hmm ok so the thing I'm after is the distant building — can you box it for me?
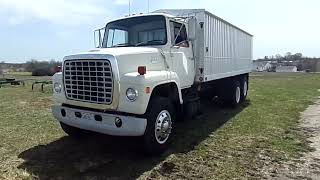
[16,67,26,72]
[316,61,320,72]
[252,61,273,72]
[276,66,298,73]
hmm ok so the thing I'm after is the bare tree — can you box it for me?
[293,53,303,60]
[285,52,292,60]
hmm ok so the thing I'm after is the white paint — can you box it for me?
[52,105,147,136]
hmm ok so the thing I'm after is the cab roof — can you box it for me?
[109,13,175,23]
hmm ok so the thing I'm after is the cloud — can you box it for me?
[0,0,113,26]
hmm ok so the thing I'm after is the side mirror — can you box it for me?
[94,29,101,48]
[188,17,197,41]
[94,28,105,48]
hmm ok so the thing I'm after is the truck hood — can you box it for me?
[64,47,166,77]
[77,47,160,57]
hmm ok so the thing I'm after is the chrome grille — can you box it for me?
[64,60,113,104]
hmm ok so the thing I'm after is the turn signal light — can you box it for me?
[138,66,146,75]
[54,65,62,73]
[145,87,151,94]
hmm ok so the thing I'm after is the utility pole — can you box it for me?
[147,0,150,13]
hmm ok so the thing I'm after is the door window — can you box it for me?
[170,21,189,47]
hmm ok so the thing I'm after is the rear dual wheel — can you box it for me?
[230,80,242,107]
[240,76,249,102]
[220,79,241,107]
[221,75,249,107]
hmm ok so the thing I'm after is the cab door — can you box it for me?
[169,21,195,88]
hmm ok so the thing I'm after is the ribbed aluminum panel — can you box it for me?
[203,12,252,81]
[64,60,113,104]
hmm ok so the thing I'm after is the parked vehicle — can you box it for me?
[52,9,253,155]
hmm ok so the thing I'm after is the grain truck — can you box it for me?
[52,9,253,154]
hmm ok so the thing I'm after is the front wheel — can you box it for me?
[143,97,174,155]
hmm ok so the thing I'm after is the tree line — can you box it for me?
[25,59,62,76]
[256,52,320,72]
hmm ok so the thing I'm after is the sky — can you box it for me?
[0,0,320,63]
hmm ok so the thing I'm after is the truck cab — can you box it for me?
[52,10,252,155]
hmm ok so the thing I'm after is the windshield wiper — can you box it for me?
[112,43,133,47]
[134,40,164,46]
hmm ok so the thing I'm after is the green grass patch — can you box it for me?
[0,73,319,179]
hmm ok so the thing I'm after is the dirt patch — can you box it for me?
[265,98,320,179]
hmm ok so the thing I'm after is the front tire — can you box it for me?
[143,97,174,155]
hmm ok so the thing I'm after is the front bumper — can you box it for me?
[52,105,147,136]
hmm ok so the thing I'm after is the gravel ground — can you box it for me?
[265,98,320,179]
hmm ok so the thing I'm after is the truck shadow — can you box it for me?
[18,99,250,179]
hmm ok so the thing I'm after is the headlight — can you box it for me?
[53,82,62,93]
[126,88,138,101]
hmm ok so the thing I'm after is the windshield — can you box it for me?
[102,15,167,48]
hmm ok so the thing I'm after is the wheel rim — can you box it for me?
[236,86,241,103]
[154,110,172,144]
[243,81,248,97]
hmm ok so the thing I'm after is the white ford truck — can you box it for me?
[52,9,252,155]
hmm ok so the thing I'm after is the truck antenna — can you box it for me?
[129,0,131,16]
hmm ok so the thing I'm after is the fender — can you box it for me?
[118,70,183,115]
[121,70,183,103]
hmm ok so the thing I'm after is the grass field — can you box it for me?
[0,73,320,179]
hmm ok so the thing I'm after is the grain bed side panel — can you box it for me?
[201,11,252,82]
